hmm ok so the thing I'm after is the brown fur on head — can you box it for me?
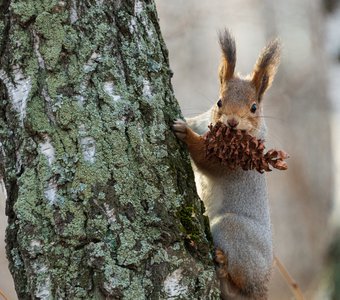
[212,29,281,135]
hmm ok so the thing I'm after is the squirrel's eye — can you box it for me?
[217,99,222,108]
[250,103,257,113]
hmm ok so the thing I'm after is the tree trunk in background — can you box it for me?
[0,0,218,299]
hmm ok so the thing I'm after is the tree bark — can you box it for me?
[0,0,219,299]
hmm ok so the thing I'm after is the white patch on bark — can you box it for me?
[76,52,101,105]
[70,0,78,24]
[129,18,137,33]
[81,137,96,163]
[133,0,153,38]
[33,262,52,299]
[136,123,144,142]
[142,79,152,98]
[146,27,154,38]
[36,277,52,299]
[41,88,53,107]
[40,137,55,167]
[76,83,86,107]
[163,268,188,299]
[39,136,57,204]
[103,81,121,102]
[44,182,57,204]
[15,150,23,176]
[33,30,46,69]
[0,178,7,201]
[104,203,116,224]
[79,125,96,163]
[30,240,42,248]
[84,52,101,73]
[0,67,32,125]
[134,0,143,15]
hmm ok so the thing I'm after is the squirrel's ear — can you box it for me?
[251,39,281,101]
[218,29,236,85]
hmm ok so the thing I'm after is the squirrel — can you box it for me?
[173,29,281,300]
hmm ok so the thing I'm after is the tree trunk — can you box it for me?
[0,0,219,299]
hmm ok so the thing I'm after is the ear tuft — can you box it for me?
[218,29,236,84]
[252,39,281,100]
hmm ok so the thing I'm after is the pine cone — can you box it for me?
[204,122,289,173]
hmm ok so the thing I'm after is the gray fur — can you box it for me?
[183,30,279,300]
[186,109,213,135]
[186,116,272,300]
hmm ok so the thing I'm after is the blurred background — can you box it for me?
[155,0,339,299]
[1,0,339,299]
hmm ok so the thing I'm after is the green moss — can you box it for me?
[10,24,32,65]
[87,216,111,240]
[14,168,41,225]
[150,248,171,265]
[63,26,79,52]
[35,12,66,68]
[26,96,53,133]
[0,20,4,39]
[57,202,87,239]
[55,98,80,129]
[122,278,146,300]
[10,1,37,23]
[177,206,201,242]
[46,73,68,100]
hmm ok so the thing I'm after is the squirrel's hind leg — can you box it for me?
[215,248,228,279]
[215,248,238,299]
[215,249,264,300]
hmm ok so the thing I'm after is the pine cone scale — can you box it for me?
[204,122,289,173]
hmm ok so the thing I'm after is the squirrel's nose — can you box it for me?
[227,118,239,128]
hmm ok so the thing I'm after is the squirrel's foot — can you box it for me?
[215,248,228,279]
[173,119,202,145]
[173,119,188,141]
[173,119,210,171]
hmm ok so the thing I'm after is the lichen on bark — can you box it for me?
[0,0,219,299]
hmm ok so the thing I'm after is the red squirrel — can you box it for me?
[173,29,280,299]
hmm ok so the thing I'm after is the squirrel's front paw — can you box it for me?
[172,119,188,141]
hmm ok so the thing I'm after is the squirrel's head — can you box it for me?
[212,29,281,135]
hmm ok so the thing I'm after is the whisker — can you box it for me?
[181,108,205,114]
[196,90,218,106]
[250,125,284,147]
[181,106,208,115]
[241,111,251,119]
[254,115,285,122]
[183,112,204,117]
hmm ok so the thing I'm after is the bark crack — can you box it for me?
[0,0,11,61]
[32,29,56,124]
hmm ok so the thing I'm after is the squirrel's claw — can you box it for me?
[173,119,188,141]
